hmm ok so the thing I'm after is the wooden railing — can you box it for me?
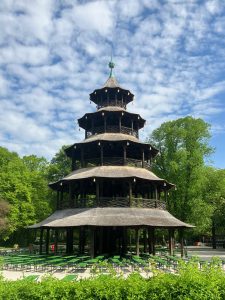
[72,197,166,210]
[87,125,138,138]
[97,101,126,109]
[83,157,151,170]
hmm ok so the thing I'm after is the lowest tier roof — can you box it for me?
[29,207,193,228]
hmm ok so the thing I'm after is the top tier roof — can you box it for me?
[90,61,134,108]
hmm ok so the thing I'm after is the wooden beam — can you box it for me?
[135,228,140,256]
[90,227,95,258]
[39,228,43,255]
[148,227,155,255]
[169,229,175,256]
[45,228,50,255]
[179,228,184,257]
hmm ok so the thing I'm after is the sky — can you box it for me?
[0,0,225,168]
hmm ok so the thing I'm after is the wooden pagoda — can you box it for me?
[30,61,193,257]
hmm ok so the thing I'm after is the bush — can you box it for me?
[0,259,225,299]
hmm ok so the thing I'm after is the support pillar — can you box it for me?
[56,191,60,210]
[148,227,155,255]
[79,227,85,254]
[66,228,73,254]
[104,117,107,132]
[179,228,184,257]
[81,148,84,167]
[123,145,127,165]
[100,146,104,166]
[96,179,99,205]
[60,190,63,209]
[143,229,147,253]
[69,183,73,207]
[39,228,43,255]
[90,227,95,258]
[135,228,140,256]
[142,149,145,168]
[119,116,121,132]
[169,229,175,256]
[131,120,133,134]
[54,229,58,254]
[46,228,50,255]
[129,181,132,206]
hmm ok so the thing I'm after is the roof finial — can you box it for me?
[108,50,115,78]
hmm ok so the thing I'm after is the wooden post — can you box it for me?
[46,228,50,254]
[104,117,107,132]
[129,181,132,206]
[148,228,155,255]
[54,229,58,254]
[81,148,84,167]
[96,179,100,206]
[99,227,103,254]
[39,228,43,255]
[90,227,95,258]
[143,229,147,253]
[122,227,128,254]
[142,149,145,168]
[56,191,60,210]
[100,146,104,166]
[91,119,94,134]
[69,183,73,207]
[155,185,158,200]
[135,228,140,256]
[66,228,73,254]
[131,119,133,134]
[169,229,175,256]
[179,228,184,257]
[119,116,121,132]
[123,145,126,165]
[60,190,63,209]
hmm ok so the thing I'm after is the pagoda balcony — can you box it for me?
[86,125,138,138]
[97,100,126,109]
[82,157,151,170]
[62,197,166,210]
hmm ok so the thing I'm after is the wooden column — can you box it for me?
[60,190,63,209]
[66,228,73,254]
[91,119,94,134]
[155,185,158,200]
[135,228,140,256]
[119,116,122,132]
[104,116,107,132]
[81,148,84,167]
[142,149,145,168]
[39,228,43,255]
[122,227,128,254]
[79,227,85,254]
[129,181,132,206]
[69,183,73,207]
[46,228,50,254]
[148,227,155,255]
[123,145,127,165]
[179,228,184,257]
[90,227,95,258]
[169,229,175,256]
[100,146,104,166]
[54,229,58,254]
[131,120,134,134]
[99,227,103,254]
[96,179,100,206]
[56,191,60,210]
[143,229,147,253]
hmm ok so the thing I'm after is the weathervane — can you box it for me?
[108,50,115,78]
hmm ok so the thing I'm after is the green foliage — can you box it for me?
[148,117,214,234]
[47,145,72,183]
[1,260,225,299]
[0,147,52,242]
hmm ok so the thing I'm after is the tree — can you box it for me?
[47,145,72,183]
[0,147,52,243]
[148,117,213,234]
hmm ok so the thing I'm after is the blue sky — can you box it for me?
[0,0,224,168]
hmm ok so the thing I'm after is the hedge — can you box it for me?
[0,258,225,299]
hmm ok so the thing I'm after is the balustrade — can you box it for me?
[83,157,151,170]
[61,197,166,210]
[87,125,138,138]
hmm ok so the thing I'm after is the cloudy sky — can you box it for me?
[0,0,225,167]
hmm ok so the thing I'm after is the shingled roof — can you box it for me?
[29,207,193,228]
